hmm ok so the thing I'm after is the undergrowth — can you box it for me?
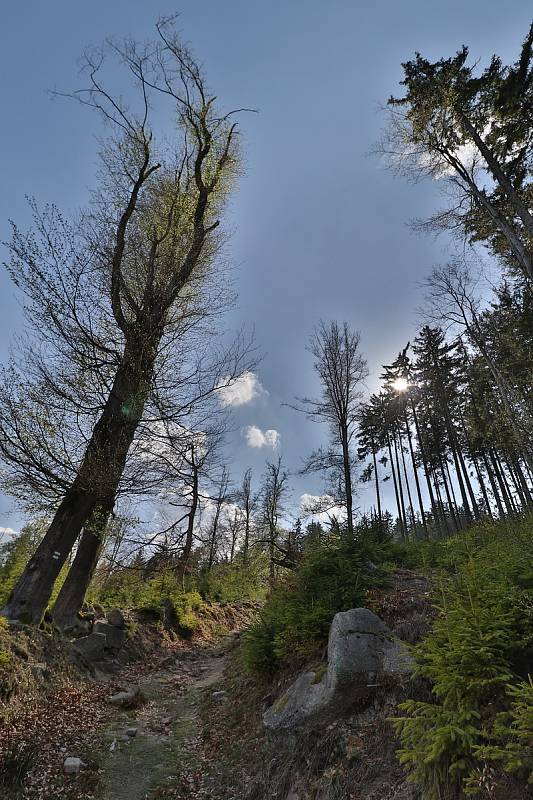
[241,534,389,676]
[392,516,533,799]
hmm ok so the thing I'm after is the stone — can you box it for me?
[107,608,126,628]
[108,685,144,708]
[211,690,227,703]
[94,621,126,651]
[12,643,29,660]
[92,603,106,619]
[125,727,138,738]
[264,608,413,732]
[73,632,107,661]
[64,757,84,774]
[30,662,50,680]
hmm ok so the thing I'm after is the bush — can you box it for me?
[392,517,533,799]
[242,536,385,677]
[0,736,38,796]
[198,552,269,603]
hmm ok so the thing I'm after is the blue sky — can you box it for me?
[1,1,531,531]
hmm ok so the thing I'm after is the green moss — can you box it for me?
[311,663,327,684]
[273,693,289,713]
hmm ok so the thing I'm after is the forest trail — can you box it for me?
[94,639,231,800]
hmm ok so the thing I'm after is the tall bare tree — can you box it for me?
[291,321,368,537]
[1,19,248,623]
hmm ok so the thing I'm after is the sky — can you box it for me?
[0,1,531,532]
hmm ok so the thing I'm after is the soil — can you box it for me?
[93,640,230,800]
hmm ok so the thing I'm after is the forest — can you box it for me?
[0,9,532,800]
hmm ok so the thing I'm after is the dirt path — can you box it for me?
[94,642,230,800]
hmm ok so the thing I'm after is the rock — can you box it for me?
[73,632,107,662]
[264,608,413,732]
[162,716,173,725]
[212,690,227,703]
[107,608,126,628]
[94,621,126,651]
[64,757,84,774]
[108,685,144,708]
[30,662,50,680]
[125,727,138,738]
[12,643,29,660]
[92,603,106,619]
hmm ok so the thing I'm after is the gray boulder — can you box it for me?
[264,608,413,731]
[94,621,126,651]
[64,757,84,774]
[73,632,107,661]
[107,608,126,628]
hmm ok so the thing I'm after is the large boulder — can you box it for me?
[72,632,107,662]
[106,608,126,628]
[94,621,126,651]
[264,608,413,732]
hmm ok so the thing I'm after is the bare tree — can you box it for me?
[290,321,368,537]
[259,457,291,584]
[1,19,249,623]
[201,466,231,572]
[237,467,258,564]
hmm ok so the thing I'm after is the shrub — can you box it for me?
[0,735,38,796]
[199,552,269,603]
[392,517,533,799]
[242,536,385,677]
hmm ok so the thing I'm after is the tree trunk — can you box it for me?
[410,401,440,536]
[438,454,460,531]
[398,425,417,532]
[2,333,158,623]
[387,434,406,540]
[340,422,354,537]
[482,451,505,517]
[52,501,113,631]
[371,440,383,532]
[491,450,516,514]
[177,452,200,585]
[392,432,408,540]
[403,410,428,537]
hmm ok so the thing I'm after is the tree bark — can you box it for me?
[340,422,354,537]
[2,332,158,623]
[371,440,383,532]
[52,501,113,631]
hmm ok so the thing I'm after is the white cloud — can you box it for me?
[299,493,347,524]
[243,425,280,449]
[216,371,266,407]
[0,527,17,540]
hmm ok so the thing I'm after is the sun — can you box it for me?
[392,376,409,393]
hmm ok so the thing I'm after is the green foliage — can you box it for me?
[171,590,205,636]
[392,517,533,798]
[0,522,45,607]
[0,649,14,671]
[472,676,533,785]
[198,552,269,603]
[242,535,385,677]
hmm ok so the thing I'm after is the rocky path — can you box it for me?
[92,641,231,800]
